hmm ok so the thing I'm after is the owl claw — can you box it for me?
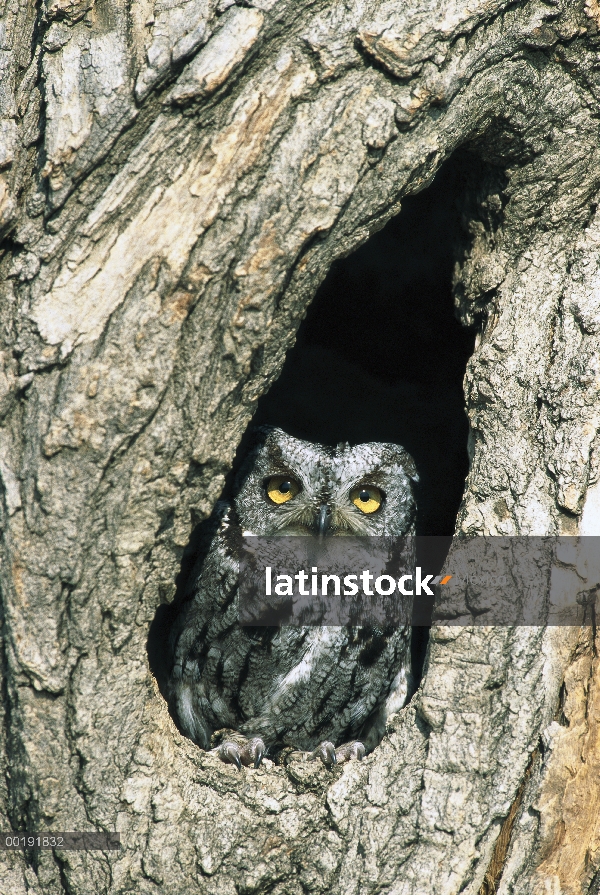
[336,741,366,763]
[216,736,265,770]
[311,741,337,767]
[218,741,243,770]
[246,736,265,769]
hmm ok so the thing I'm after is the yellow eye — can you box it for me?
[266,476,301,505]
[351,485,383,514]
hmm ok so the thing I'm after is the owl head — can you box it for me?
[233,427,418,537]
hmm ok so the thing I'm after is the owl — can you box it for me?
[168,427,418,769]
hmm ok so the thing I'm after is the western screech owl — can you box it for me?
[168,427,418,768]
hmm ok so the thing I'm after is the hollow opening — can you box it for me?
[151,149,500,748]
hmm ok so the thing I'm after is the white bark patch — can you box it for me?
[168,7,264,104]
[0,443,21,515]
[134,0,217,102]
[0,118,18,168]
[41,21,133,193]
[580,476,600,535]
[30,54,315,352]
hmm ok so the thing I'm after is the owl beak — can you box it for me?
[318,504,331,538]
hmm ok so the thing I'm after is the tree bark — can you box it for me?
[2,1,600,893]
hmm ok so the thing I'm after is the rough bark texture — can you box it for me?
[2,0,600,893]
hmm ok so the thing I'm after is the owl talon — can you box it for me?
[311,741,337,767]
[245,736,265,769]
[218,741,243,770]
[336,741,366,763]
[216,736,265,770]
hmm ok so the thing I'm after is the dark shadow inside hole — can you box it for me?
[253,157,476,536]
[149,151,481,704]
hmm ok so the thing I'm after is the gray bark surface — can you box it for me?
[1,0,600,892]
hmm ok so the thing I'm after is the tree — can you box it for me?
[2,0,600,892]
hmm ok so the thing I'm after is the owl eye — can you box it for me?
[351,485,383,514]
[266,476,301,505]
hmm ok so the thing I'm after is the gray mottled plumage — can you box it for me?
[169,427,418,762]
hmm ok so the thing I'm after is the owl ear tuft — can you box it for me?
[397,448,418,485]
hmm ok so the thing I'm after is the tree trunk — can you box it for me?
[2,1,600,892]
